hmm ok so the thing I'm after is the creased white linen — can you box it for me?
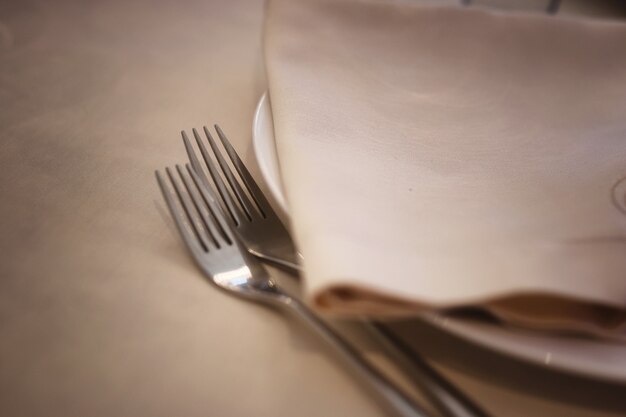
[264,0,626,335]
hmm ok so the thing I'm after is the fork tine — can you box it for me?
[182,130,212,194]
[214,124,272,218]
[203,126,258,221]
[190,128,244,226]
[186,164,233,246]
[188,166,235,246]
[176,164,222,249]
[156,169,207,254]
[167,166,215,252]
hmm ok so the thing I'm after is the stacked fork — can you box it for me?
[156,125,491,417]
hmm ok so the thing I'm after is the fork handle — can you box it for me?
[285,296,431,417]
[273,262,490,417]
[367,321,491,417]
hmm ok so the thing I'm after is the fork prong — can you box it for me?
[214,124,272,218]
[203,126,258,221]
[188,164,235,245]
[182,130,212,194]
[186,164,233,246]
[156,169,206,254]
[166,166,214,252]
[176,164,222,249]
[190,128,244,226]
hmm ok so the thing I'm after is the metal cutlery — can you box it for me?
[156,164,429,417]
[182,124,492,417]
[183,125,299,271]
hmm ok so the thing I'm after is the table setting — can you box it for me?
[2,0,626,416]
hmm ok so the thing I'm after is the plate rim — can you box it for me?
[252,92,289,213]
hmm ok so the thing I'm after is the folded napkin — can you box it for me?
[264,0,626,336]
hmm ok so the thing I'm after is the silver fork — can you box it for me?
[184,125,491,417]
[183,125,299,271]
[156,164,429,417]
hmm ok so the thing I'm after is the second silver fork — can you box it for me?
[157,164,429,417]
[184,125,299,271]
[183,125,491,417]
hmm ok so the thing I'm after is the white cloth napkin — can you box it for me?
[264,0,626,336]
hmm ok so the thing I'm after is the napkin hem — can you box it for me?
[311,283,626,340]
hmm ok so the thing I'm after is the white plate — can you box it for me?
[253,93,289,214]
[252,92,626,384]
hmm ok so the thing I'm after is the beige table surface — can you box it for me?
[1,1,625,416]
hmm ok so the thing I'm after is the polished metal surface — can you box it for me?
[183,125,491,417]
[156,164,429,417]
[183,125,300,270]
